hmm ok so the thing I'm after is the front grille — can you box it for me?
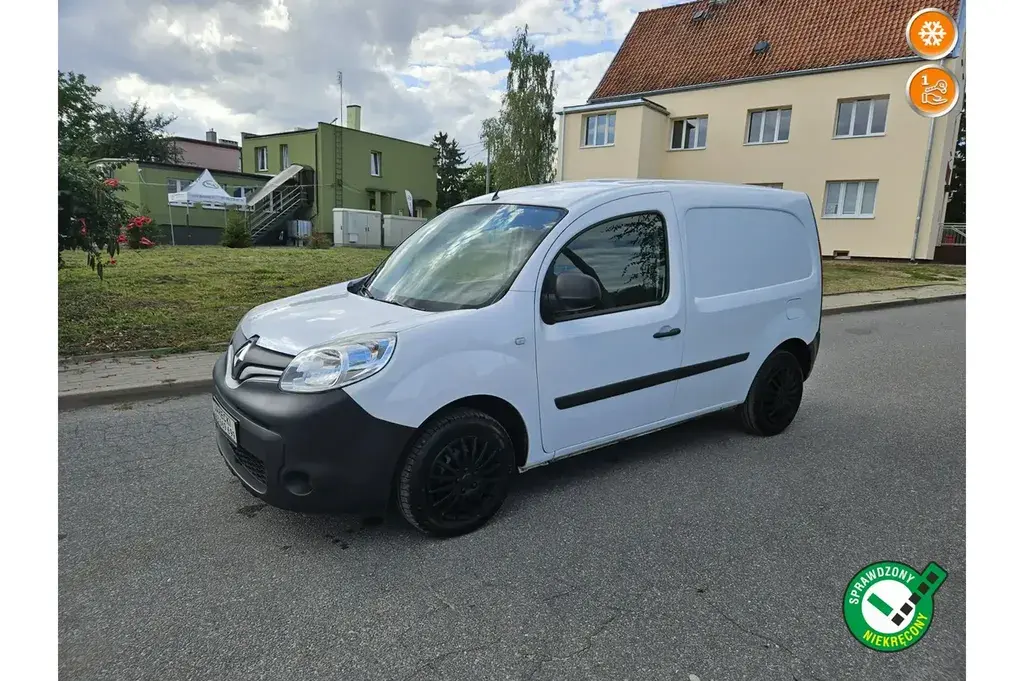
[231,444,268,491]
[228,334,293,384]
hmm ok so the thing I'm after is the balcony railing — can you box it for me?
[940,223,966,246]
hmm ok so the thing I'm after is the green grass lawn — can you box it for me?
[58,247,965,357]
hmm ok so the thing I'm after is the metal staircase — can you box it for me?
[246,184,308,243]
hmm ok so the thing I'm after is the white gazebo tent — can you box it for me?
[166,169,246,245]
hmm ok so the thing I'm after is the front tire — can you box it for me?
[738,349,804,436]
[397,408,516,537]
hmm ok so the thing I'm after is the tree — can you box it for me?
[944,100,966,223]
[432,131,468,211]
[93,102,182,164]
[59,71,181,163]
[58,71,181,276]
[58,72,101,158]
[463,162,488,200]
[480,26,557,190]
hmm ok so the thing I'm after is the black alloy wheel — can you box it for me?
[738,349,805,436]
[398,408,516,537]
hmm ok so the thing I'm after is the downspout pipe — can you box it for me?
[910,116,937,263]
[558,111,566,182]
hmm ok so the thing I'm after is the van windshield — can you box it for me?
[360,203,567,311]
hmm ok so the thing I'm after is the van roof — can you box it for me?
[461,179,807,212]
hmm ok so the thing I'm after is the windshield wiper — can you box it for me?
[360,284,408,308]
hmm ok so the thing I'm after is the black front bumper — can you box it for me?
[211,353,416,515]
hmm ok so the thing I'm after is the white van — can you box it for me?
[212,180,822,537]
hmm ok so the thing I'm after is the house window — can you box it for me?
[670,116,708,150]
[823,180,878,218]
[835,97,888,137]
[370,151,382,177]
[280,144,290,168]
[582,112,616,147]
[749,182,784,189]
[166,178,193,192]
[256,146,268,171]
[746,107,791,144]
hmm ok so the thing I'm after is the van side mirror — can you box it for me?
[554,271,601,313]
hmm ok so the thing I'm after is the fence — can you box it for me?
[940,223,966,246]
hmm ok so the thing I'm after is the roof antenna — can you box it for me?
[492,189,500,200]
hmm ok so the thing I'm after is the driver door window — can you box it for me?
[544,211,668,322]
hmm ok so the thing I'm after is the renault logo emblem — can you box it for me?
[232,341,252,380]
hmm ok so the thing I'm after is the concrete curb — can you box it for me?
[58,379,213,411]
[821,292,965,316]
[59,293,965,410]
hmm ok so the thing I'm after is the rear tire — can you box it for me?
[397,408,516,537]
[738,349,804,436]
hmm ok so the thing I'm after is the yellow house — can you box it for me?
[557,0,965,261]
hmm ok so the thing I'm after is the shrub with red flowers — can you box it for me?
[58,155,134,279]
[125,213,157,249]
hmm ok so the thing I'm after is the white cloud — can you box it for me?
[408,28,504,67]
[261,0,292,31]
[104,73,261,138]
[60,0,675,153]
[139,5,242,53]
[553,51,618,109]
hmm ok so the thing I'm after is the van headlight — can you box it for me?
[279,333,396,393]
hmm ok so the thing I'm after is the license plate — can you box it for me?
[212,398,238,447]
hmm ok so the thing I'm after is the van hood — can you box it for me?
[237,280,435,356]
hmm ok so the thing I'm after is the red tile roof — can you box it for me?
[589,0,962,102]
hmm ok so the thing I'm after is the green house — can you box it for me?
[239,105,438,241]
[93,159,272,245]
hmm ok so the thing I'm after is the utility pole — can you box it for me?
[485,141,491,194]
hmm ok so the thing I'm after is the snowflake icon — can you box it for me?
[918,21,946,47]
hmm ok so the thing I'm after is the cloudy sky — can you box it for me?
[58,0,681,159]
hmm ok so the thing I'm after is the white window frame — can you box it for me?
[834,97,889,138]
[168,178,198,206]
[823,180,878,219]
[669,116,708,150]
[745,107,791,145]
[581,112,616,148]
[256,146,268,172]
[280,144,290,168]
[370,151,382,177]
[166,178,195,193]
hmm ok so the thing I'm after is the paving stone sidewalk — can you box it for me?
[58,284,965,409]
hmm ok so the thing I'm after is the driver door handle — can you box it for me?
[653,326,680,339]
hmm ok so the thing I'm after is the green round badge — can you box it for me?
[843,560,947,652]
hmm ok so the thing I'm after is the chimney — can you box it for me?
[346,105,362,131]
[206,128,218,143]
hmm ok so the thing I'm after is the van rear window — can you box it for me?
[684,207,813,298]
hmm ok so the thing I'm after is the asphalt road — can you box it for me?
[58,300,966,681]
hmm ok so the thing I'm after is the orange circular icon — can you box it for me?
[906,7,958,60]
[906,64,960,118]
